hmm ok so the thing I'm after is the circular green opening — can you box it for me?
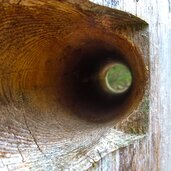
[105,63,132,94]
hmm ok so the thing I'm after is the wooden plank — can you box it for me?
[91,0,171,171]
[0,0,170,170]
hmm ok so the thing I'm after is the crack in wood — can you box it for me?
[22,113,43,154]
[12,133,25,162]
[87,155,97,168]
[97,149,102,160]
[97,149,103,171]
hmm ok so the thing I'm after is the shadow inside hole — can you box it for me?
[56,39,136,122]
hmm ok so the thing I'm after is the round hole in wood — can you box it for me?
[100,63,133,94]
[57,36,147,122]
[0,5,147,125]
[0,3,149,168]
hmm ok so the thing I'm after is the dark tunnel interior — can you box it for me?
[55,39,140,122]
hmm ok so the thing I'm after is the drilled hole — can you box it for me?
[101,63,132,94]
[57,38,146,122]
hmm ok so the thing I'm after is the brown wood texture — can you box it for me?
[0,0,170,170]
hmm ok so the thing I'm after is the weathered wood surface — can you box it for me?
[90,0,171,171]
[0,0,170,170]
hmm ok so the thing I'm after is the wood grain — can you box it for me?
[0,0,154,170]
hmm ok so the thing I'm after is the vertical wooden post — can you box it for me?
[91,0,171,170]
